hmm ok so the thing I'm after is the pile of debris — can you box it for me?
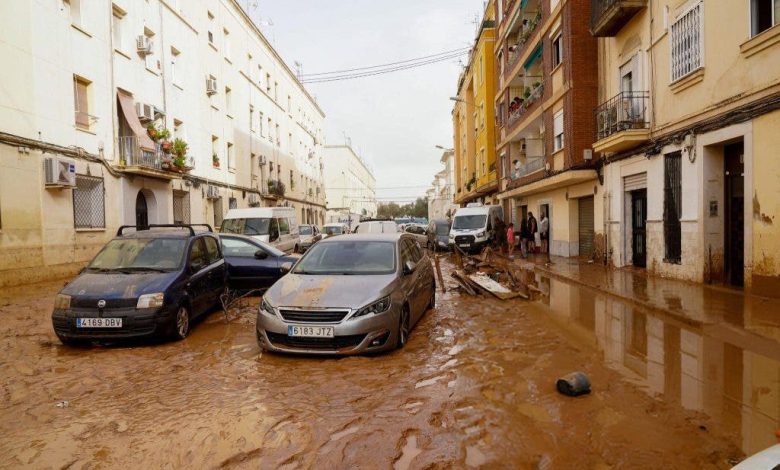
[449,247,539,300]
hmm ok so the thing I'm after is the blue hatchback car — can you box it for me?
[219,234,298,293]
[52,225,227,345]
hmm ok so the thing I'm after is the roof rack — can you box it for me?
[116,224,214,237]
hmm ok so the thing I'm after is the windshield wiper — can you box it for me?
[119,267,171,273]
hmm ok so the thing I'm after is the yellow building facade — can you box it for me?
[453,0,498,206]
[591,0,780,296]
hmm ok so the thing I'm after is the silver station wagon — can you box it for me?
[256,233,436,355]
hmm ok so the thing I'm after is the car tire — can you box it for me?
[171,305,190,340]
[396,305,411,349]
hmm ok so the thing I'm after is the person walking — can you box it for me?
[527,212,538,254]
[519,217,529,258]
[494,217,507,253]
[506,223,516,256]
[540,211,549,255]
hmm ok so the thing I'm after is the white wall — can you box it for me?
[322,145,377,219]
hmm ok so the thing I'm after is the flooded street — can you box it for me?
[1,258,777,469]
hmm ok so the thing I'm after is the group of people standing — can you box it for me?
[494,211,549,258]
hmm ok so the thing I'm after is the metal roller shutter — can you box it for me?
[623,172,647,192]
[578,196,595,257]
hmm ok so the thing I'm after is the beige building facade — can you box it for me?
[322,145,377,227]
[0,0,326,288]
[591,0,780,296]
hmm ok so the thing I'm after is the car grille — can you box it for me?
[53,308,158,336]
[266,331,366,350]
[454,235,475,244]
[70,297,138,308]
[278,309,349,323]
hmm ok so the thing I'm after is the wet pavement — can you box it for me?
[0,257,777,469]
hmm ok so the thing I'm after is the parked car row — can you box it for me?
[51,224,435,356]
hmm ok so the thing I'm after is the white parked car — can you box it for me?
[403,224,428,246]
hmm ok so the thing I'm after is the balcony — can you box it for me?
[590,0,647,37]
[504,9,542,79]
[510,156,545,180]
[593,91,650,154]
[506,81,544,129]
[116,136,182,180]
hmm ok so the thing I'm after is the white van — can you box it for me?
[449,204,504,252]
[220,207,300,253]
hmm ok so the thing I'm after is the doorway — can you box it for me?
[136,191,149,229]
[724,142,744,287]
[578,196,595,257]
[630,189,647,268]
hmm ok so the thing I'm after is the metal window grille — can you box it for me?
[172,190,190,224]
[228,197,237,210]
[670,2,703,82]
[663,152,682,263]
[73,175,105,228]
[213,197,224,228]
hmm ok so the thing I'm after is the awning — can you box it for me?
[524,44,543,70]
[117,92,155,151]
[520,0,529,8]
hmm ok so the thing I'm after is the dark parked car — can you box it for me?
[52,225,226,344]
[219,234,298,292]
[426,219,451,251]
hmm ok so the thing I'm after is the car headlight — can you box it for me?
[54,294,71,310]
[137,292,164,309]
[351,296,391,319]
[449,235,454,240]
[260,298,276,316]
[476,231,485,238]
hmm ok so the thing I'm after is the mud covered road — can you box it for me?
[0,258,770,469]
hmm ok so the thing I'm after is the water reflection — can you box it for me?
[538,274,780,456]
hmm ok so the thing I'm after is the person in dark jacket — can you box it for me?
[527,212,538,254]
[519,217,529,257]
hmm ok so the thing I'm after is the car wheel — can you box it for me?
[396,305,411,349]
[172,305,190,340]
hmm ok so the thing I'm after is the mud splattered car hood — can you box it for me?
[62,272,178,300]
[264,273,397,310]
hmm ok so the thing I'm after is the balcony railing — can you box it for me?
[590,0,647,37]
[594,91,649,142]
[116,136,161,169]
[510,157,545,180]
[506,82,544,128]
[504,10,542,77]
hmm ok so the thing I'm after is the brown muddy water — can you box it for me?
[0,259,776,469]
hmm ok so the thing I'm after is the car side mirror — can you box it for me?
[280,262,293,274]
[403,260,416,276]
[254,250,268,259]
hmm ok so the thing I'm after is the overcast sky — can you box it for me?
[247,1,485,204]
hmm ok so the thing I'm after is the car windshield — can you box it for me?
[293,241,396,275]
[436,224,450,235]
[220,218,271,236]
[452,215,487,230]
[325,226,343,235]
[299,226,313,235]
[87,238,186,272]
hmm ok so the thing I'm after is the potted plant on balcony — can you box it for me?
[523,87,531,99]
[146,122,159,140]
[212,152,220,168]
[158,128,172,153]
[171,138,191,173]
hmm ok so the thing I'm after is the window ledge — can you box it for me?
[740,24,780,58]
[75,228,106,232]
[208,42,218,52]
[146,67,159,76]
[173,82,184,91]
[226,114,233,119]
[228,168,236,173]
[550,62,563,74]
[225,57,232,64]
[670,68,704,94]
[71,23,92,38]
[114,48,131,60]
[210,104,219,111]
[75,127,96,135]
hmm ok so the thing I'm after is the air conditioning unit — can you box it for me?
[135,102,154,122]
[136,36,152,55]
[248,193,260,206]
[206,185,220,199]
[258,155,267,165]
[583,149,593,161]
[206,78,218,95]
[43,156,76,188]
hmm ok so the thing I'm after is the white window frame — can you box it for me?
[553,110,564,152]
[227,142,234,170]
[170,46,180,86]
[669,1,704,83]
[112,6,125,51]
[750,0,780,36]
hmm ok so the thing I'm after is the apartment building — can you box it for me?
[322,145,377,227]
[591,0,780,296]
[493,0,599,257]
[0,0,326,288]
[453,0,498,206]
[427,150,458,221]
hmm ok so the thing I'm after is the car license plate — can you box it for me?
[287,325,334,338]
[77,318,122,328]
